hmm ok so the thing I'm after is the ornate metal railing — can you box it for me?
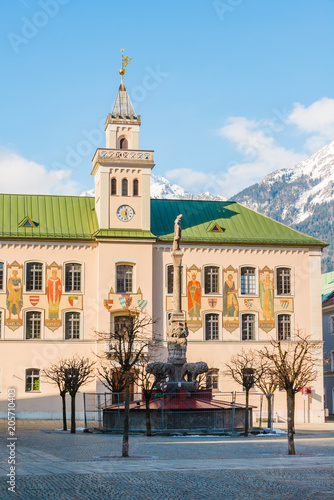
[93,148,154,165]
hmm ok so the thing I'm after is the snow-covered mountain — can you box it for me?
[81,174,226,202]
[150,174,226,201]
[234,141,334,271]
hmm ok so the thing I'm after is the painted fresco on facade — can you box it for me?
[223,266,239,332]
[186,265,202,332]
[45,262,62,331]
[103,287,148,312]
[259,266,275,332]
[6,261,23,331]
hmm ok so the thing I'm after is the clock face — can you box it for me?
[116,205,134,222]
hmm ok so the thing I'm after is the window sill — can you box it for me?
[25,391,41,394]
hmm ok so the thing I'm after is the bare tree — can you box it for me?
[254,357,278,429]
[43,359,68,431]
[97,311,155,456]
[63,356,95,434]
[259,331,322,454]
[135,358,164,436]
[225,350,262,436]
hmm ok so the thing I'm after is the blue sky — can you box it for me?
[0,0,334,197]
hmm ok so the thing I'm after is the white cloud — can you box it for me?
[167,117,305,197]
[0,151,79,195]
[288,97,334,151]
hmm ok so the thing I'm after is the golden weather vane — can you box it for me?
[119,48,132,76]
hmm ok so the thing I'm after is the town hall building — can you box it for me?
[0,75,326,423]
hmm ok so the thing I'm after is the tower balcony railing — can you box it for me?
[93,148,154,167]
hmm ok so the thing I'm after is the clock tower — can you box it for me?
[92,56,154,232]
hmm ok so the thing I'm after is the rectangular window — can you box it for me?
[114,316,131,337]
[242,314,255,340]
[26,311,41,339]
[205,313,219,340]
[277,268,291,295]
[240,267,256,294]
[25,369,40,392]
[26,262,43,292]
[65,312,80,339]
[0,262,4,291]
[116,265,133,293]
[204,266,219,294]
[277,314,291,341]
[206,370,219,390]
[167,265,183,294]
[65,263,82,293]
[329,316,334,334]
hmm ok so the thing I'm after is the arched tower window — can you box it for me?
[133,179,139,196]
[111,178,117,195]
[120,137,128,149]
[122,178,128,196]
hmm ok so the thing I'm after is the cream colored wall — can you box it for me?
[0,239,324,422]
[109,167,151,230]
[153,244,324,423]
[0,242,99,418]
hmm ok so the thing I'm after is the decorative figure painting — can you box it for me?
[259,266,275,332]
[45,262,62,331]
[186,265,202,332]
[223,266,239,332]
[6,262,23,331]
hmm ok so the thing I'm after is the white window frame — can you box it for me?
[202,264,222,296]
[165,264,186,296]
[63,261,84,295]
[203,311,222,341]
[275,312,294,341]
[24,260,46,294]
[240,311,258,341]
[115,263,135,294]
[274,266,294,298]
[0,260,7,293]
[331,351,334,372]
[206,368,219,391]
[0,308,5,340]
[24,309,44,340]
[239,265,259,296]
[329,315,334,335]
[25,368,41,393]
[63,309,83,340]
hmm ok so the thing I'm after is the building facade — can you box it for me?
[0,80,326,422]
[322,271,334,415]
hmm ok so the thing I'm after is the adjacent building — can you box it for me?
[322,271,334,415]
[0,78,326,423]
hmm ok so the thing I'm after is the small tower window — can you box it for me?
[133,179,139,196]
[120,138,128,149]
[122,179,128,196]
[111,178,117,195]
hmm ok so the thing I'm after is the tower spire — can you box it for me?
[111,49,135,116]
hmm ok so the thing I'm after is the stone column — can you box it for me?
[172,250,183,313]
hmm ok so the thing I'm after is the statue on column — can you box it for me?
[146,213,208,391]
[173,214,182,252]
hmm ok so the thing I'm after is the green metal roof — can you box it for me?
[0,194,97,240]
[150,199,327,247]
[0,194,327,247]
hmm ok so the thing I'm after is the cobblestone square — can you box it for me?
[0,421,334,499]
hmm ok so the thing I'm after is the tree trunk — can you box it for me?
[267,394,272,429]
[145,393,152,437]
[245,389,249,437]
[122,370,130,457]
[287,389,295,455]
[71,394,76,434]
[61,393,67,431]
